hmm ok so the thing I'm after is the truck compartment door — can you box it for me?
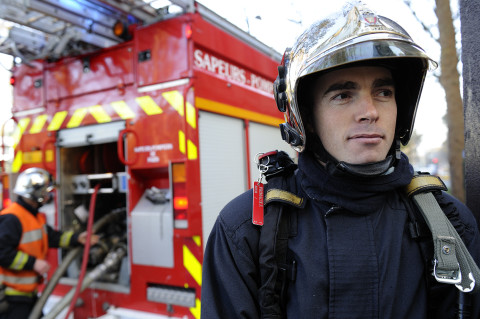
[198,111,247,247]
[131,189,174,268]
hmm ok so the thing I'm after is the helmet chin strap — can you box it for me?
[21,196,42,209]
[317,138,402,178]
[326,154,395,178]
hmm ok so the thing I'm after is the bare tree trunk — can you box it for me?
[435,0,465,202]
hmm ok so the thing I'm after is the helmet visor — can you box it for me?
[300,37,436,80]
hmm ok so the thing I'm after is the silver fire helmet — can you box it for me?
[273,1,437,152]
[14,167,55,204]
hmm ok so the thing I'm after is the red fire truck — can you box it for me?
[0,0,295,318]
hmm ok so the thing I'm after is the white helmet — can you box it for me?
[14,168,55,204]
[274,1,436,153]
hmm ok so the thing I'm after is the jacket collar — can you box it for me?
[298,152,414,214]
[17,196,38,216]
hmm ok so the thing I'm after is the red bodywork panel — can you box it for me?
[45,44,135,101]
[12,60,44,112]
[135,16,189,87]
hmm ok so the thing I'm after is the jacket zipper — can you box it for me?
[325,205,340,217]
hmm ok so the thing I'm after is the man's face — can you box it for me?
[312,66,397,164]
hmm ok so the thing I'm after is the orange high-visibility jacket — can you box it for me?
[0,202,48,293]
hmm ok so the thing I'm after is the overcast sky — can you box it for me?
[0,0,451,158]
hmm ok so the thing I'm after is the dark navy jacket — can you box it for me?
[201,153,480,318]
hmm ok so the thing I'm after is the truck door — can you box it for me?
[198,111,247,248]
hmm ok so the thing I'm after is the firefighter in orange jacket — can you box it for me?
[0,168,99,319]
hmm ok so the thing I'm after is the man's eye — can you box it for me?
[378,89,394,97]
[332,93,350,100]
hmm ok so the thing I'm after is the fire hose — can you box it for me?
[63,183,100,319]
[28,206,125,319]
[41,244,127,319]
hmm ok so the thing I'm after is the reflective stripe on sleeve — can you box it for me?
[59,231,74,248]
[9,251,29,270]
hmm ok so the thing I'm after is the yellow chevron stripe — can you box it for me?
[183,245,201,286]
[189,298,201,319]
[111,100,136,119]
[193,236,201,247]
[30,115,48,134]
[48,111,68,131]
[135,96,163,115]
[11,151,23,173]
[178,131,186,155]
[162,91,184,116]
[186,102,196,129]
[89,105,112,123]
[187,140,197,160]
[162,91,197,129]
[13,118,30,149]
[67,108,88,128]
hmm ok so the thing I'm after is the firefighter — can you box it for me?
[201,2,480,318]
[0,167,99,319]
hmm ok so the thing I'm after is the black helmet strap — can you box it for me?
[312,135,402,178]
[326,154,396,178]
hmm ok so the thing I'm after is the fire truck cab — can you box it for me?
[0,0,295,318]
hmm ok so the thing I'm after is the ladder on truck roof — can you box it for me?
[0,0,281,64]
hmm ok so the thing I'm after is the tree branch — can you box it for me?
[403,0,439,42]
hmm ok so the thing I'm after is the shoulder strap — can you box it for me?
[406,173,480,293]
[255,151,304,319]
[265,187,305,209]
